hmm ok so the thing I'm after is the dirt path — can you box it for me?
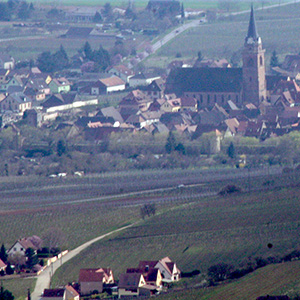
[31,223,136,300]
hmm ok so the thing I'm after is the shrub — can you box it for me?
[218,184,242,196]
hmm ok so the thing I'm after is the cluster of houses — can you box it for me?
[1,236,180,298]
[40,257,180,299]
[1,6,300,154]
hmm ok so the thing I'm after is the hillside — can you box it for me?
[52,186,300,288]
[157,261,300,299]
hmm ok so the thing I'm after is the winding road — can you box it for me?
[31,223,136,300]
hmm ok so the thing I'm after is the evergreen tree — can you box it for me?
[270,50,279,67]
[0,285,14,300]
[57,140,66,157]
[83,41,93,60]
[181,3,185,19]
[93,11,102,23]
[197,50,203,61]
[227,142,235,159]
[25,248,39,270]
[165,131,177,154]
[0,244,7,263]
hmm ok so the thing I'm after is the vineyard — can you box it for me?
[1,166,300,299]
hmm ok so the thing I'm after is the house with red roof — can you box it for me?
[8,236,42,257]
[41,285,79,300]
[79,268,114,295]
[107,64,135,83]
[138,257,181,283]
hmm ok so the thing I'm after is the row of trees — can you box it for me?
[35,42,112,73]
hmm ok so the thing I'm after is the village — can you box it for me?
[0,236,181,299]
[2,1,300,300]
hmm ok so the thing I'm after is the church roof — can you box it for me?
[245,5,259,43]
[165,67,243,95]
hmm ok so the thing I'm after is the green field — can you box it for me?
[146,2,300,68]
[157,261,300,300]
[51,186,300,290]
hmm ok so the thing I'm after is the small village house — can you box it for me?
[41,285,80,300]
[79,268,114,295]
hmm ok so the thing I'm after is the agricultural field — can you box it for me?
[146,2,300,68]
[158,261,300,299]
[30,1,291,10]
[51,184,300,290]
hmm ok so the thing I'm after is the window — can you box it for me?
[214,95,217,102]
[249,77,252,82]
[260,56,263,66]
[222,95,225,103]
[207,95,210,104]
[236,95,239,103]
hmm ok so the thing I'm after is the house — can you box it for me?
[107,65,135,83]
[0,92,31,114]
[138,257,181,282]
[118,273,146,298]
[129,72,161,88]
[65,7,101,23]
[141,78,165,101]
[127,266,163,288]
[97,76,125,94]
[79,268,114,295]
[41,285,80,300]
[8,236,42,257]
[0,259,6,272]
[49,77,71,94]
[0,54,15,69]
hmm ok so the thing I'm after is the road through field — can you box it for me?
[146,0,300,58]
[31,222,136,300]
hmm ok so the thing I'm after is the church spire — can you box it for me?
[245,5,260,44]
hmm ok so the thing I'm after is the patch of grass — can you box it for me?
[2,277,36,300]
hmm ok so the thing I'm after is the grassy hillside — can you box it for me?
[52,186,300,288]
[147,2,300,67]
[157,261,300,300]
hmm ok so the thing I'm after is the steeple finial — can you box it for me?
[245,5,260,44]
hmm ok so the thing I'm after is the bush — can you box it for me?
[218,184,242,196]
[181,270,201,278]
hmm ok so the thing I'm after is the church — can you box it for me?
[165,6,267,109]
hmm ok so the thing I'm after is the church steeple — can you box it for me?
[245,5,259,44]
[242,5,266,105]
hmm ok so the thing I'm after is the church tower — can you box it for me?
[242,6,267,105]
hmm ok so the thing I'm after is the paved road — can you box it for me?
[31,223,136,300]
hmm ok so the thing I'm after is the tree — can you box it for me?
[83,41,93,60]
[208,263,234,282]
[53,45,69,70]
[0,285,14,300]
[0,244,7,263]
[17,1,30,20]
[36,51,55,73]
[197,51,203,61]
[42,227,66,251]
[25,248,39,270]
[181,3,185,19]
[57,139,66,157]
[165,131,177,154]
[103,2,113,20]
[227,142,235,159]
[5,263,14,275]
[270,50,279,67]
[93,11,102,23]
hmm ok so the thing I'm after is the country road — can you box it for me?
[31,223,136,300]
